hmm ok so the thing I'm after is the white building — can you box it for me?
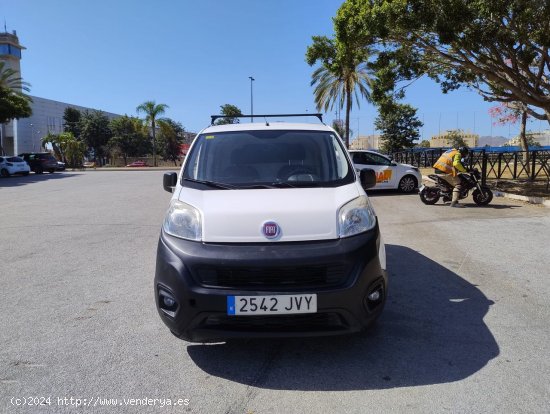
[11,96,119,154]
[505,131,550,147]
[430,130,479,148]
[349,135,381,150]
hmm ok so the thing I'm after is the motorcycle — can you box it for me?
[419,168,494,206]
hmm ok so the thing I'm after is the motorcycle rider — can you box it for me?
[433,146,469,207]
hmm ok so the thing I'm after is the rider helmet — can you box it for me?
[458,146,469,157]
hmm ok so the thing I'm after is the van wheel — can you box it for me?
[1,168,10,177]
[49,169,55,173]
[398,175,417,193]
[35,166,44,174]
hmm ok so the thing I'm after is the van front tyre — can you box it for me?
[1,168,9,177]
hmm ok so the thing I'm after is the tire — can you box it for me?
[23,172,30,176]
[473,187,493,206]
[1,168,10,178]
[35,166,44,174]
[398,175,418,193]
[419,187,440,205]
[49,169,55,174]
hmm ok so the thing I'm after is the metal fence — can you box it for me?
[392,148,550,187]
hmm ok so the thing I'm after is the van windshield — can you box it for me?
[182,130,354,189]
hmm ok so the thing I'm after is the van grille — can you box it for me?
[201,313,348,332]
[192,264,348,290]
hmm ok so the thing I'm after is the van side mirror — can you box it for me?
[163,172,178,193]
[360,168,377,190]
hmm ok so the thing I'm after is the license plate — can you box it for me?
[227,294,317,315]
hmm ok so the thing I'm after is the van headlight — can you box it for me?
[163,200,202,241]
[337,196,376,238]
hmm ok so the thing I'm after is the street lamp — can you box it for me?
[34,131,40,151]
[30,123,35,151]
[249,76,255,122]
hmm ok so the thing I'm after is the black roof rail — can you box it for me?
[210,113,323,125]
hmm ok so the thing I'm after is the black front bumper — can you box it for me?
[154,225,387,342]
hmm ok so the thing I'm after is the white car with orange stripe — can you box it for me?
[349,150,422,193]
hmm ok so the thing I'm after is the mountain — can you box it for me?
[477,136,509,147]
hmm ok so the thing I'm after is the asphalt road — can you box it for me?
[1,171,549,413]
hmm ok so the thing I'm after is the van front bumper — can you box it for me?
[154,226,387,342]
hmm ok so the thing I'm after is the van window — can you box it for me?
[183,130,354,189]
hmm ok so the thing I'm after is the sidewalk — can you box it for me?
[492,190,550,207]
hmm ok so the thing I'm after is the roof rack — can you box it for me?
[210,113,323,125]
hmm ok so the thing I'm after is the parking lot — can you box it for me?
[1,171,549,413]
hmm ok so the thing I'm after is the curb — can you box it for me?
[493,191,550,208]
[422,175,550,208]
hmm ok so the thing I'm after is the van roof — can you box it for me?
[200,122,335,134]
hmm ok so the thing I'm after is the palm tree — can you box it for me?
[0,61,30,92]
[0,62,32,153]
[306,36,374,148]
[136,100,169,166]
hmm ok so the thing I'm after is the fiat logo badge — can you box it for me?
[262,221,280,239]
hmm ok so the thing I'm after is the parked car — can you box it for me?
[18,152,58,174]
[0,156,31,177]
[126,160,149,167]
[57,161,66,171]
[155,114,386,342]
[349,150,422,193]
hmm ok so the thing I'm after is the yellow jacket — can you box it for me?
[433,149,467,176]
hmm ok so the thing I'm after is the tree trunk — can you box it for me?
[519,110,531,179]
[345,85,352,149]
[152,119,157,167]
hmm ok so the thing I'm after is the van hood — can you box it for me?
[177,184,361,243]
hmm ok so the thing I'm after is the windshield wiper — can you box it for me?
[235,181,327,189]
[232,182,303,189]
[182,178,235,189]
[183,178,322,190]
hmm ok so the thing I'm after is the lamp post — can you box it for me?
[30,123,35,151]
[249,76,255,122]
[33,130,40,151]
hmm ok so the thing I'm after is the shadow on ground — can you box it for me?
[366,189,418,197]
[0,172,79,188]
[431,202,522,209]
[187,244,499,390]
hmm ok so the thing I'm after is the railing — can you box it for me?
[392,148,550,189]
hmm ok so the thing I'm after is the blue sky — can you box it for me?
[5,0,543,140]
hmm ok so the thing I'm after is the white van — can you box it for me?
[155,114,387,342]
